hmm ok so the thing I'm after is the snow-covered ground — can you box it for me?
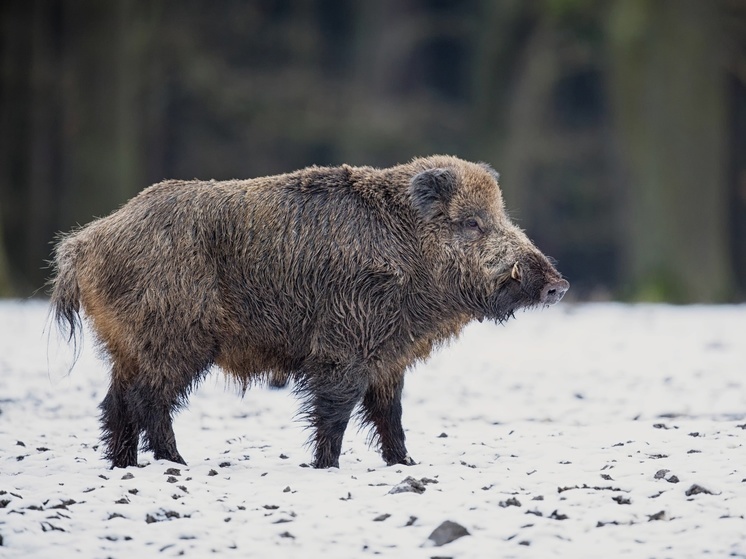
[1,300,745,558]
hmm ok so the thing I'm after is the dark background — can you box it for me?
[1,0,745,302]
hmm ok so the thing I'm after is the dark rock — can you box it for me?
[685,484,714,497]
[654,469,669,479]
[499,497,521,508]
[648,510,668,521]
[50,499,76,510]
[388,477,426,495]
[427,520,470,546]
[373,513,390,522]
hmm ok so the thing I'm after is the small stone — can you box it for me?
[164,468,181,476]
[427,520,470,546]
[654,469,669,480]
[666,475,680,484]
[499,497,521,508]
[121,473,134,480]
[207,469,218,476]
[388,476,426,495]
[648,510,668,521]
[685,484,713,497]
[373,513,390,522]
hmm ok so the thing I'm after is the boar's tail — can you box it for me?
[49,234,83,356]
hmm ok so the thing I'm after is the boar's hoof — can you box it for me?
[154,450,187,466]
[312,458,340,469]
[387,454,417,467]
[540,279,570,306]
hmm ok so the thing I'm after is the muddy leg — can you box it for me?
[125,375,189,465]
[302,363,369,469]
[360,373,415,466]
[99,379,140,469]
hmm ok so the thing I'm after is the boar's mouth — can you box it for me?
[478,260,569,324]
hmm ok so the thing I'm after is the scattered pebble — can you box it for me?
[427,520,470,546]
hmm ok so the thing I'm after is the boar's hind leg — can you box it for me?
[125,370,194,466]
[360,374,415,466]
[301,363,370,469]
[100,376,140,469]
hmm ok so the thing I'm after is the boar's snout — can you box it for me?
[540,278,569,306]
[508,255,569,308]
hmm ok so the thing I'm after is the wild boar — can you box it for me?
[50,155,568,469]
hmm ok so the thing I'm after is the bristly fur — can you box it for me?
[49,155,568,469]
[48,232,83,363]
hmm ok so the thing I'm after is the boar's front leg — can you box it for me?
[302,362,370,469]
[360,372,415,466]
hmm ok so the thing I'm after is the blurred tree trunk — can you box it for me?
[607,0,734,301]
[27,0,60,288]
[0,211,11,296]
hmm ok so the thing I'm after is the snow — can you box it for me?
[1,300,745,558]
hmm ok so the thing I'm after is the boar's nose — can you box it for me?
[540,279,569,305]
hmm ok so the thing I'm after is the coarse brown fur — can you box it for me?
[50,155,568,469]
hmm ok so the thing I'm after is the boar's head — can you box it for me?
[409,158,569,323]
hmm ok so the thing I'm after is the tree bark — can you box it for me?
[607,0,734,301]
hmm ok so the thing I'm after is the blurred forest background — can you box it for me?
[1,0,745,302]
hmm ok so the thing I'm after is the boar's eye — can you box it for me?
[461,217,483,233]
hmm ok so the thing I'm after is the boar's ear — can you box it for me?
[409,167,457,221]
[478,162,500,183]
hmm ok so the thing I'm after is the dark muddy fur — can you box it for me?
[49,155,568,469]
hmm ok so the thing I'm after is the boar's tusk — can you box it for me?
[511,262,521,281]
